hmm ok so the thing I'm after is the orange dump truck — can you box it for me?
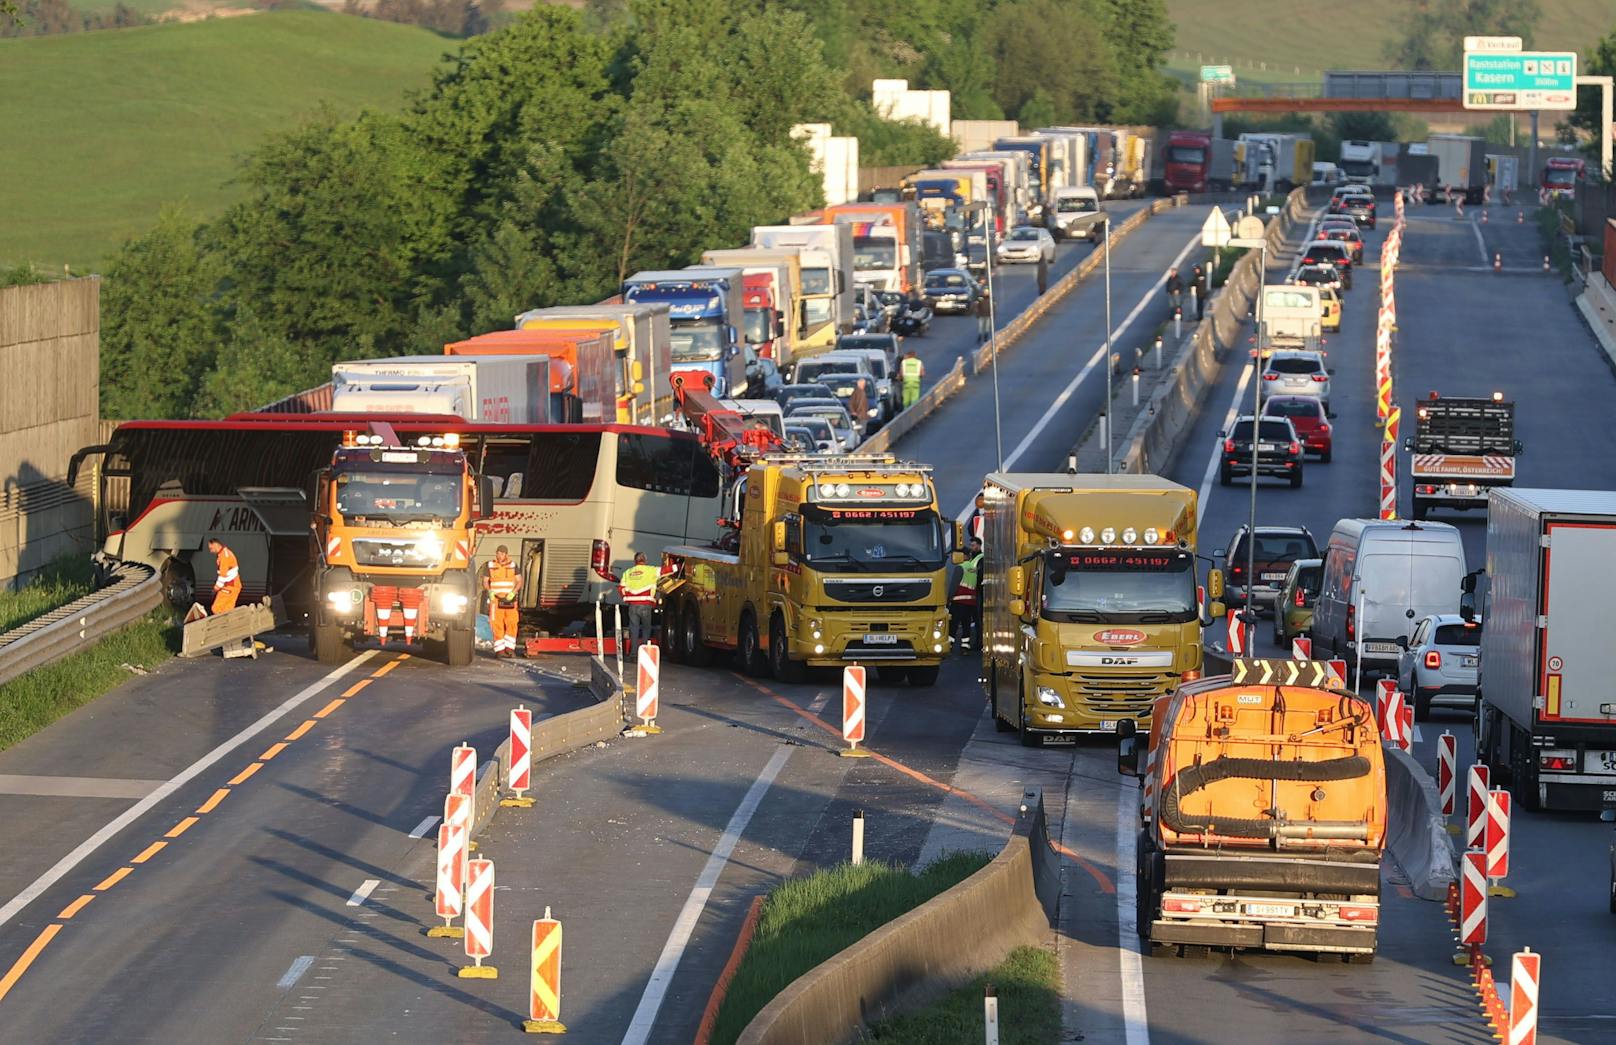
[446,328,616,423]
[1119,659,1387,959]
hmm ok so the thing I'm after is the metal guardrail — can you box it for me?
[0,561,162,689]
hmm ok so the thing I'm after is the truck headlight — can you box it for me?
[1037,685,1062,708]
[327,589,360,614]
[409,534,445,565]
[441,592,468,614]
[810,618,822,640]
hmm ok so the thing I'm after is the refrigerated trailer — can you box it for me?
[1473,488,1616,812]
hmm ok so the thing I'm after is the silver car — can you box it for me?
[995,226,1055,264]
[1397,613,1481,719]
[786,419,835,454]
[1262,350,1332,414]
[787,400,858,451]
[822,348,897,419]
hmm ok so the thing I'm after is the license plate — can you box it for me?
[1245,903,1295,918]
[1364,641,1399,653]
[837,387,853,395]
[863,633,898,645]
[1462,655,1478,667]
[1259,442,1278,451]
[1100,719,1118,731]
[1262,572,1286,582]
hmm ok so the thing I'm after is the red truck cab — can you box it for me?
[1542,157,1585,198]
[742,272,783,360]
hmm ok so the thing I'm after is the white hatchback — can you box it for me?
[1397,614,1481,719]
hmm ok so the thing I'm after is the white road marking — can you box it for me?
[276,955,316,990]
[0,651,377,932]
[407,815,440,839]
[1468,217,1489,266]
[345,879,380,907]
[1116,790,1151,1045]
[1412,724,1424,745]
[956,228,1208,522]
[620,746,792,1044]
[806,692,830,715]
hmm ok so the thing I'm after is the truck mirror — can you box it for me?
[1514,440,1524,454]
[1117,735,1141,776]
[775,309,785,338]
[952,519,965,551]
[477,475,497,520]
[633,380,646,395]
[1208,599,1226,620]
[1008,597,1027,618]
[1459,591,1477,622]
[1008,565,1025,597]
[772,520,786,553]
[1206,568,1225,599]
[1401,437,1413,452]
[631,360,644,383]
[951,550,965,565]
[1116,718,1137,739]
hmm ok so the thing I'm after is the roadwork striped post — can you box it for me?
[852,809,865,866]
[1485,788,1516,898]
[1438,731,1458,825]
[1291,636,1311,660]
[459,857,497,978]
[840,665,870,758]
[502,706,535,808]
[429,822,467,939]
[523,908,566,1034]
[450,745,479,852]
[1379,407,1400,520]
[1225,610,1247,657]
[444,791,474,859]
[1457,849,1488,960]
[1326,659,1348,688]
[632,644,662,736]
[1467,765,1491,850]
[1508,948,1540,1045]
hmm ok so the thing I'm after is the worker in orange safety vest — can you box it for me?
[207,538,241,615]
[482,545,523,657]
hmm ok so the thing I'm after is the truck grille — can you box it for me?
[540,542,589,608]
[823,578,932,603]
[1070,671,1177,714]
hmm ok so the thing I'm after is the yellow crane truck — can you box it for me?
[661,454,956,685]
[980,473,1222,744]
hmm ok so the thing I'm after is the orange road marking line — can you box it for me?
[744,678,1116,894]
[285,720,317,741]
[227,763,263,786]
[314,698,346,719]
[0,924,61,1003]
[395,653,410,661]
[196,788,230,814]
[57,894,95,920]
[372,660,401,677]
[259,742,288,761]
[165,817,199,839]
[93,867,132,892]
[341,679,371,698]
[131,841,167,865]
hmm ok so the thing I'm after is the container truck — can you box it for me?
[1338,140,1381,185]
[700,247,806,366]
[513,302,673,425]
[1161,131,1236,193]
[622,268,749,397]
[939,159,1011,234]
[445,329,614,424]
[1487,154,1520,196]
[1029,129,1081,192]
[951,119,1019,153]
[1115,131,1153,198]
[980,473,1218,744]
[960,151,1033,224]
[1118,662,1387,958]
[823,201,922,292]
[1236,133,1315,192]
[751,224,855,352]
[902,168,987,228]
[1427,135,1487,204]
[330,356,553,424]
[994,136,1053,218]
[1471,488,1616,812]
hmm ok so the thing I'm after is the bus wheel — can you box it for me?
[907,665,940,687]
[444,625,474,667]
[769,614,805,683]
[312,619,350,664]
[160,556,196,610]
[682,603,711,667]
[738,611,769,677]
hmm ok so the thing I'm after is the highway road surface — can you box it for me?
[3,194,1611,1044]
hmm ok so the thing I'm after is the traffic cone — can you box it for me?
[1543,255,1551,272]
[1493,253,1502,273]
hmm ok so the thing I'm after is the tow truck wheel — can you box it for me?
[312,619,350,665]
[768,615,805,683]
[738,611,769,678]
[907,665,940,687]
[682,603,711,667]
[444,625,474,667]
[662,608,684,664]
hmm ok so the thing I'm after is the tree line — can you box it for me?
[98,0,1178,420]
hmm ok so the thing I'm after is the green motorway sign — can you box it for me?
[1200,65,1235,85]
[1463,51,1577,111]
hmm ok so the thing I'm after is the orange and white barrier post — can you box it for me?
[1225,610,1247,656]
[523,907,566,1034]
[1508,948,1540,1045]
[633,644,662,735]
[1397,692,1413,752]
[1375,679,1396,736]
[1467,764,1491,850]
[1485,788,1516,898]
[1437,731,1457,819]
[1327,659,1347,688]
[429,822,467,939]
[840,665,869,758]
[503,706,535,808]
[451,744,478,850]
[1379,407,1400,520]
[1458,849,1488,958]
[459,857,497,978]
[444,791,471,854]
[1291,636,1311,660]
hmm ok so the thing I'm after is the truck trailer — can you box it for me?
[622,268,749,397]
[329,355,553,424]
[750,224,855,350]
[1472,488,1616,812]
[514,302,673,425]
[1426,135,1487,204]
[699,248,805,366]
[445,329,614,423]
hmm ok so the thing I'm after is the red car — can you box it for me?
[1264,395,1332,462]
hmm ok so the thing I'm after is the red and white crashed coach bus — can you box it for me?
[69,414,723,631]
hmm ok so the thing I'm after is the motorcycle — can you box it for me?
[892,302,931,337]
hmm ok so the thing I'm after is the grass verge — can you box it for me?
[0,554,98,634]
[0,611,178,751]
[1536,201,1575,281]
[868,945,1061,1044]
[709,853,991,1045]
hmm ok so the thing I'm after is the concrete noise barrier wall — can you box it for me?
[738,789,1059,1045]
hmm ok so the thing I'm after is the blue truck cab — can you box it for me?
[622,268,748,397]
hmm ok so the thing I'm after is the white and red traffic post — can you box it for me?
[1327,659,1348,688]
[1225,610,1247,657]
[451,743,477,834]
[1508,948,1540,1045]
[503,706,534,808]
[1485,787,1514,897]
[1467,764,1491,850]
[634,643,662,735]
[1291,636,1311,661]
[1460,848,1488,949]
[1396,692,1413,753]
[459,857,496,978]
[840,665,869,758]
[1375,679,1396,737]
[1437,731,1457,816]
[429,822,467,939]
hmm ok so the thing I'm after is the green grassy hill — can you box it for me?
[0,10,451,270]
[1164,0,1613,86]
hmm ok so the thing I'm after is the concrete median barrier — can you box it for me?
[1383,745,1458,901]
[737,789,1058,1045]
[858,357,966,454]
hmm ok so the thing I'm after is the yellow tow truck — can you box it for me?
[980,473,1223,744]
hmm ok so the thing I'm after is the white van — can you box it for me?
[1312,519,1467,675]
[721,398,785,438]
[1259,284,1322,349]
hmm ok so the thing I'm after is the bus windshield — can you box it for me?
[1041,549,1197,624]
[801,507,944,572]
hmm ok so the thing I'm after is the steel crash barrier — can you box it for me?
[0,560,161,689]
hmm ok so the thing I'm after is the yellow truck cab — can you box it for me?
[980,473,1222,744]
[662,454,954,685]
